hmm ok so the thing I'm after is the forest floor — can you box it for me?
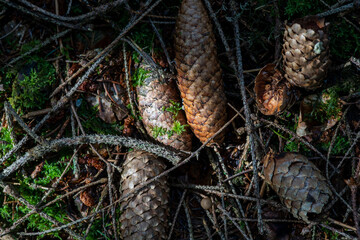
[0,0,360,239]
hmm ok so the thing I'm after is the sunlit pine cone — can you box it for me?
[263,152,332,223]
[174,0,227,145]
[254,64,295,115]
[282,16,330,90]
[136,63,192,151]
[120,150,169,239]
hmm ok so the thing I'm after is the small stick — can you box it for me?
[230,1,263,233]
[4,102,44,144]
[317,2,357,17]
[217,205,251,240]
[149,19,174,73]
[202,217,213,240]
[0,47,111,165]
[183,200,194,240]
[259,117,339,172]
[0,134,181,180]
[1,182,82,239]
[167,190,187,240]
[50,0,164,97]
[319,223,357,240]
[16,0,126,22]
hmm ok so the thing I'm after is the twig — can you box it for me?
[0,134,181,180]
[202,218,213,240]
[230,1,263,233]
[149,18,175,73]
[0,0,86,30]
[212,146,253,239]
[0,47,111,166]
[0,182,83,239]
[336,130,360,172]
[259,117,339,172]
[106,162,118,240]
[4,102,44,144]
[217,205,251,240]
[84,186,108,238]
[0,151,77,237]
[183,200,194,240]
[172,184,224,191]
[5,28,71,68]
[317,2,357,17]
[50,0,164,97]
[167,190,187,240]
[3,103,17,145]
[319,223,357,240]
[223,168,261,183]
[16,0,126,22]
[273,0,282,60]
[202,189,286,210]
[346,179,360,239]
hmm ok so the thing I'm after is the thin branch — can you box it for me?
[183,200,194,240]
[5,29,72,68]
[50,0,164,97]
[4,102,44,144]
[16,0,126,22]
[217,205,251,240]
[259,117,339,172]
[0,47,111,165]
[230,1,263,233]
[317,2,357,17]
[0,0,85,30]
[0,182,83,239]
[0,134,181,180]
[167,190,187,240]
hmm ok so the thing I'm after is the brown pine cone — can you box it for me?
[282,16,330,90]
[254,64,295,115]
[137,63,192,151]
[263,152,332,223]
[120,150,169,239]
[174,0,227,144]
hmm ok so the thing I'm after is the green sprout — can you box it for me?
[163,100,183,118]
[172,120,188,135]
[132,68,150,87]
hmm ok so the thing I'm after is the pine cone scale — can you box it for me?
[137,64,192,152]
[175,0,227,144]
[120,151,169,239]
[282,16,330,90]
[264,152,332,223]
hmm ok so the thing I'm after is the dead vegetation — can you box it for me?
[0,0,360,239]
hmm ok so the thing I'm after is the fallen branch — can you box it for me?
[0,134,181,180]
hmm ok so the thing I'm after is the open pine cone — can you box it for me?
[254,64,295,115]
[136,63,192,151]
[174,0,227,145]
[264,152,332,223]
[120,150,169,239]
[282,16,330,90]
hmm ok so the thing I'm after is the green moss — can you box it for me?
[0,159,69,239]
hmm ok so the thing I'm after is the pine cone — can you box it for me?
[282,16,330,90]
[254,64,295,115]
[174,0,227,144]
[120,150,169,239]
[137,63,192,151]
[263,152,332,223]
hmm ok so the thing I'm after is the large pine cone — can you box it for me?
[263,152,332,223]
[174,0,227,144]
[282,16,330,90]
[137,63,192,151]
[120,150,169,239]
[254,64,295,115]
